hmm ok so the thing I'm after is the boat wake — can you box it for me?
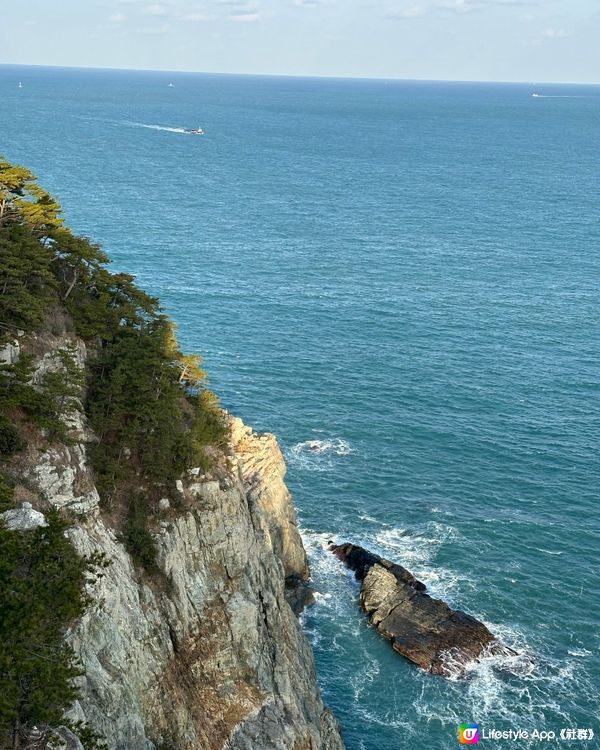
[124,121,191,134]
[531,94,590,99]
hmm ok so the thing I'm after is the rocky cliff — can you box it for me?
[3,327,344,750]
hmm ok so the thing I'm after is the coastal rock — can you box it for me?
[330,542,507,676]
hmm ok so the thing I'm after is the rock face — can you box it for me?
[1,501,48,531]
[330,542,507,676]
[5,328,344,750]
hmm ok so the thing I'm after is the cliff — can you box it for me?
[2,326,344,750]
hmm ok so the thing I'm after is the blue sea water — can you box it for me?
[1,65,599,749]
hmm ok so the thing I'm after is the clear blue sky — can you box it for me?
[1,0,599,83]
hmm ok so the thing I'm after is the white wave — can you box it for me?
[567,648,592,657]
[374,523,466,601]
[285,437,353,471]
[295,438,352,455]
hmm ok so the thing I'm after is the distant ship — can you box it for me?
[531,93,541,98]
[17,82,23,89]
[184,126,204,135]
[168,83,174,88]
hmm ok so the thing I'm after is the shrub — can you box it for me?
[0,510,104,748]
[0,418,26,455]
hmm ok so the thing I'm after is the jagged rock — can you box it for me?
[285,575,316,616]
[158,498,170,511]
[231,417,309,582]
[28,445,100,515]
[1,502,47,531]
[330,541,510,676]
[24,724,84,750]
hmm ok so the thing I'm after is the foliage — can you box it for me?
[0,474,14,512]
[86,317,189,498]
[0,153,227,548]
[0,225,56,341]
[0,347,84,444]
[187,389,228,469]
[0,510,104,749]
[0,418,26,456]
[0,159,63,235]
[121,493,158,573]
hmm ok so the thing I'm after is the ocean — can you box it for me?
[1,65,599,749]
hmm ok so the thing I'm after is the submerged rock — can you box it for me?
[330,541,510,676]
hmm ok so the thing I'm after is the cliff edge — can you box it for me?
[0,157,344,750]
[3,329,343,750]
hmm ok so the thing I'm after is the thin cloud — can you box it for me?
[230,11,260,21]
[541,27,567,39]
[135,22,171,32]
[225,0,260,21]
[294,0,334,6]
[181,12,213,21]
[142,3,170,15]
[386,6,426,19]
[387,0,538,19]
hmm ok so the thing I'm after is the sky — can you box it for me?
[1,0,599,83]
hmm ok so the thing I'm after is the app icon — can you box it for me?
[459,724,480,744]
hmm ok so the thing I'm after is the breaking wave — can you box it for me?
[285,438,353,471]
[298,524,599,748]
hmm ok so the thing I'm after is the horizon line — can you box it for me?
[1,61,599,88]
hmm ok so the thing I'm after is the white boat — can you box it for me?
[17,82,23,89]
[168,83,174,88]
[184,126,205,135]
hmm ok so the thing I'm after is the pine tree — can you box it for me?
[0,512,94,749]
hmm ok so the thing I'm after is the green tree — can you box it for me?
[0,511,97,749]
[0,159,62,235]
[0,225,56,340]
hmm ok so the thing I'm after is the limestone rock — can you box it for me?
[0,338,20,365]
[1,502,47,531]
[230,417,309,582]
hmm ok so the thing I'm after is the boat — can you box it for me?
[184,126,205,135]
[17,82,23,89]
[168,83,174,88]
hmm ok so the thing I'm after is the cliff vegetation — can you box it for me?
[0,157,227,747]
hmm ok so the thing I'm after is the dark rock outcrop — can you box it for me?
[330,541,511,676]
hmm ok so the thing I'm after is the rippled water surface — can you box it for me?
[2,66,599,749]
